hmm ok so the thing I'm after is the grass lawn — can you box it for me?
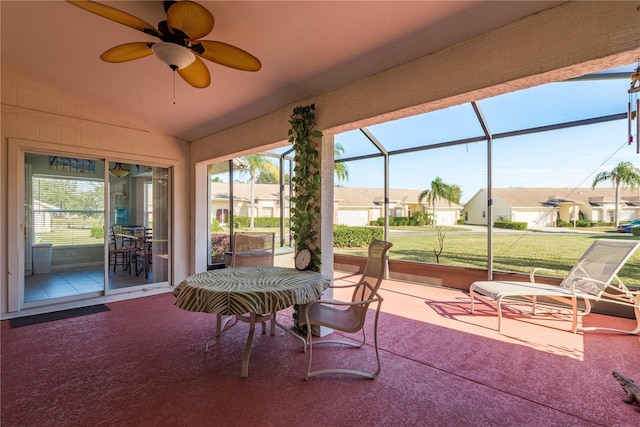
[335,232,640,286]
[37,227,102,246]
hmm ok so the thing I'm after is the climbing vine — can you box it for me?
[288,103,322,271]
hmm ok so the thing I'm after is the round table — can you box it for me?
[173,266,330,377]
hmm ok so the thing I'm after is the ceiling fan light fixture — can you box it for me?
[151,42,196,70]
[109,163,130,178]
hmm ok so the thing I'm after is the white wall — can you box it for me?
[463,191,489,225]
[1,72,190,316]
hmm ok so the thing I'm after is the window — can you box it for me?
[216,209,230,224]
[32,176,104,246]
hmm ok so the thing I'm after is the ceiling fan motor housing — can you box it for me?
[151,42,195,70]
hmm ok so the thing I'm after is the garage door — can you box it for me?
[337,210,369,226]
[434,211,456,226]
[513,211,553,227]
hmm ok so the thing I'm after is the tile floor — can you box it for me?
[24,265,152,302]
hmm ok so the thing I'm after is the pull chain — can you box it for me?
[173,71,177,111]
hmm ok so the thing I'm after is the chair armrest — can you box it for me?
[530,268,556,282]
[568,277,610,297]
[305,295,383,310]
[327,283,359,289]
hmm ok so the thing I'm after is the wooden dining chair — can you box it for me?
[108,225,131,273]
[128,228,150,278]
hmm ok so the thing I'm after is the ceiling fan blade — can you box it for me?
[100,42,153,63]
[194,41,261,72]
[177,56,211,88]
[67,1,162,37]
[166,1,214,41]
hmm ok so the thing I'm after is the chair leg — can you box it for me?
[570,296,578,334]
[579,294,640,335]
[305,314,314,381]
[306,304,382,380]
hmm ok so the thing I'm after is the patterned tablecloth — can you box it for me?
[173,266,330,315]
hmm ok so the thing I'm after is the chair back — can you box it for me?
[560,239,640,295]
[130,227,145,250]
[351,239,393,303]
[110,225,124,249]
[231,232,276,267]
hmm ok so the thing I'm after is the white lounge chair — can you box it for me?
[470,239,640,334]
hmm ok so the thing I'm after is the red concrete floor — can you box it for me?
[1,273,639,426]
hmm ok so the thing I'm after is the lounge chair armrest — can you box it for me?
[530,268,556,282]
[568,277,610,296]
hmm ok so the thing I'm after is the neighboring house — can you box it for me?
[463,188,640,227]
[210,183,463,227]
[210,183,291,225]
[333,187,463,226]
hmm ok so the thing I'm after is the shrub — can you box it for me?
[411,211,429,226]
[333,226,383,247]
[576,220,597,228]
[494,220,527,230]
[90,226,104,239]
[232,216,288,228]
[233,216,250,228]
[632,226,640,237]
[371,213,431,227]
[210,233,230,263]
[210,219,223,232]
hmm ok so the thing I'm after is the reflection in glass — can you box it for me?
[207,155,293,269]
[108,163,169,291]
[24,153,105,303]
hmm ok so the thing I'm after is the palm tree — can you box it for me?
[418,177,454,226]
[334,142,349,183]
[242,154,279,230]
[592,161,640,227]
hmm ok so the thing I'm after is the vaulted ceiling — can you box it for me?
[1,1,564,142]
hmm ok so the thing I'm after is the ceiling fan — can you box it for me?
[67,0,261,88]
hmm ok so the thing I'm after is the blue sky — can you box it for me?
[332,67,640,203]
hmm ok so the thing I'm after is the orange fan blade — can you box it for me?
[67,1,162,37]
[100,42,153,63]
[166,1,214,41]
[177,56,211,88]
[194,41,261,72]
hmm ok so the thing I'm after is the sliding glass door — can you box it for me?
[106,162,169,291]
[24,153,106,302]
[23,153,170,305]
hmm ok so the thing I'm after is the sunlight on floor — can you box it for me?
[333,273,588,361]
